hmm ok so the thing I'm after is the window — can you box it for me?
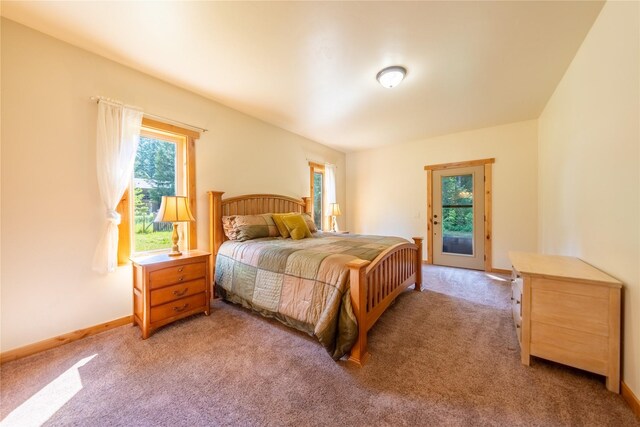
[309,162,325,230]
[117,118,199,263]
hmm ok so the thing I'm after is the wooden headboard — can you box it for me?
[208,191,312,259]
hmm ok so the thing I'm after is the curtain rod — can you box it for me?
[90,96,208,133]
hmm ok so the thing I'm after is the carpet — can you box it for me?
[1,265,637,426]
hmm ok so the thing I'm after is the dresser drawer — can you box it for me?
[149,262,206,289]
[150,293,207,323]
[531,288,609,336]
[150,278,207,307]
[511,275,523,345]
[511,278,522,316]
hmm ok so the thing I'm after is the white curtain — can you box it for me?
[324,163,338,231]
[92,100,143,274]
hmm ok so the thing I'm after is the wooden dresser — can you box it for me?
[131,250,211,339]
[509,251,622,393]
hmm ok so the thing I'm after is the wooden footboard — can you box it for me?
[346,237,423,365]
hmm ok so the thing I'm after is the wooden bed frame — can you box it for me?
[208,191,423,365]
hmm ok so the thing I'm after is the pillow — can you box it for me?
[222,214,279,241]
[222,216,238,240]
[272,213,296,238]
[282,214,313,240]
[301,212,318,233]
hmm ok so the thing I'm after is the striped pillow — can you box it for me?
[222,216,239,240]
[222,214,280,241]
[301,212,318,233]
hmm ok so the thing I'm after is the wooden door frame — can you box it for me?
[424,158,495,271]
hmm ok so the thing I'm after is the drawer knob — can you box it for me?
[178,276,184,282]
[173,288,188,297]
[178,267,184,272]
[173,303,189,312]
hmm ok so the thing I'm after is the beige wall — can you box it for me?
[0,19,345,352]
[538,1,639,395]
[346,120,538,269]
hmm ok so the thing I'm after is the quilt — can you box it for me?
[215,232,407,359]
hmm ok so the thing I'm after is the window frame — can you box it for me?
[117,118,199,264]
[309,162,325,231]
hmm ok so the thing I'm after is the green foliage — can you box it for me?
[134,136,176,210]
[134,187,148,216]
[313,172,323,229]
[442,207,473,233]
[441,174,474,234]
[148,141,176,207]
[441,174,473,206]
[134,137,158,181]
[133,136,177,251]
[134,230,172,252]
[134,187,153,234]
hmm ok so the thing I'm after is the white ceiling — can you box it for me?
[1,1,604,152]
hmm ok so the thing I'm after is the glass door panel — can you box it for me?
[441,174,474,256]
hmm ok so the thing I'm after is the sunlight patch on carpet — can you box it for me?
[1,354,97,427]
[485,274,509,282]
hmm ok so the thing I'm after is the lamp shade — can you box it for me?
[330,203,342,216]
[154,196,195,223]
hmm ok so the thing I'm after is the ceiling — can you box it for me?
[1,1,604,152]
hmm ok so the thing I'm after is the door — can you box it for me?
[432,165,485,270]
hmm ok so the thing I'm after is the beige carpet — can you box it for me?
[1,265,637,426]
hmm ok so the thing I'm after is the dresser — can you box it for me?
[131,250,211,339]
[509,252,622,393]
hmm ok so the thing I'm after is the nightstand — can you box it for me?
[131,250,211,339]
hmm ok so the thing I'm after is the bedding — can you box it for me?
[281,214,312,240]
[301,212,317,233]
[271,213,294,238]
[222,214,280,241]
[215,232,408,359]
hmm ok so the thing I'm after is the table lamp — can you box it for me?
[154,196,195,256]
[330,203,342,232]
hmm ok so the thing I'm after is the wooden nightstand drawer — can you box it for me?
[149,262,206,289]
[150,293,207,323]
[151,278,207,307]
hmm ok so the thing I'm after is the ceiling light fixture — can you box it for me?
[376,66,407,89]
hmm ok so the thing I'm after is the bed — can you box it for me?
[208,191,423,365]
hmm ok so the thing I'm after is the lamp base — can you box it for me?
[331,216,338,233]
[167,249,182,257]
[168,223,182,257]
